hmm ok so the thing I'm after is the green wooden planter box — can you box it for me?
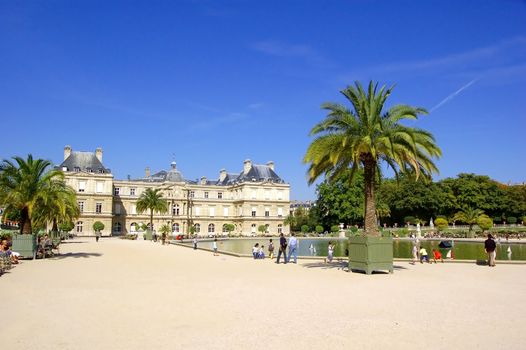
[12,234,37,259]
[143,231,152,240]
[348,236,393,274]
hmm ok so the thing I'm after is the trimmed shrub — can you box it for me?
[315,225,324,234]
[93,221,105,232]
[403,216,416,225]
[330,225,340,233]
[477,215,493,233]
[300,225,310,233]
[397,228,409,237]
[434,217,449,232]
[507,216,517,225]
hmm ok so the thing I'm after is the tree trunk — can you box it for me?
[363,156,379,236]
[150,209,154,232]
[20,207,32,235]
[52,219,58,233]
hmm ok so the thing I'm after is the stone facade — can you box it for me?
[59,146,290,237]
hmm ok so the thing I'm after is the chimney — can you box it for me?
[64,145,71,160]
[95,147,103,162]
[243,159,252,175]
[145,167,151,178]
[219,168,227,182]
[266,161,275,171]
[200,176,207,185]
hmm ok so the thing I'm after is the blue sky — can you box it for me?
[1,0,525,200]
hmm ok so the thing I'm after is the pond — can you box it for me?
[191,238,526,261]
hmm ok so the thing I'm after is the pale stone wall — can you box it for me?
[62,151,290,237]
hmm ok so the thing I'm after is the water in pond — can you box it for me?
[195,238,526,261]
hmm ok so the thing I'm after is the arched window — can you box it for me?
[76,221,83,233]
[172,223,180,233]
[251,223,256,233]
[265,224,269,234]
[113,222,122,233]
[222,224,229,233]
[130,222,137,232]
[208,223,215,233]
[194,223,201,233]
[172,204,180,215]
[277,224,283,234]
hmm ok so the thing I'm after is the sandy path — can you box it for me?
[1,238,524,350]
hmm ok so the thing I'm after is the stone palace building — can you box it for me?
[58,146,290,237]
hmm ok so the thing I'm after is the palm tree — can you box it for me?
[304,81,441,236]
[0,155,64,234]
[32,179,79,234]
[453,207,484,237]
[136,188,168,233]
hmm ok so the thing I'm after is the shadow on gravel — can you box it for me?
[60,241,88,244]
[53,252,102,259]
[302,261,349,272]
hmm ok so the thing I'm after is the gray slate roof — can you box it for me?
[129,162,285,185]
[59,152,110,174]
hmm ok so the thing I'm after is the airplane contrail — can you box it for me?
[430,79,478,112]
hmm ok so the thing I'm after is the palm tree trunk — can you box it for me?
[150,209,154,233]
[20,207,32,235]
[52,219,58,233]
[363,157,379,236]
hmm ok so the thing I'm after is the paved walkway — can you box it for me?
[1,238,524,349]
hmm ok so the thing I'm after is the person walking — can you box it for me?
[288,233,298,264]
[95,231,101,243]
[193,236,198,250]
[268,239,275,260]
[212,238,219,256]
[276,233,287,264]
[485,234,497,267]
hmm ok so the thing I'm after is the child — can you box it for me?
[258,245,266,259]
[419,247,429,263]
[432,249,443,263]
[268,239,274,259]
[212,238,219,256]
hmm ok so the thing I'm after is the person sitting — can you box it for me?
[419,247,430,263]
[432,249,443,263]
[252,243,259,259]
[1,239,19,264]
[258,245,266,259]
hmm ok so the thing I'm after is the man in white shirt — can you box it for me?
[288,233,298,264]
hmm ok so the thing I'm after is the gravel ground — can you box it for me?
[1,238,524,350]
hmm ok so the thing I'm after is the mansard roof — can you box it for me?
[127,161,285,186]
[59,151,111,174]
[237,164,284,184]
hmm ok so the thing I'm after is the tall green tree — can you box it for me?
[313,169,365,228]
[439,174,505,217]
[136,188,168,232]
[378,174,455,225]
[0,155,64,234]
[304,81,441,236]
